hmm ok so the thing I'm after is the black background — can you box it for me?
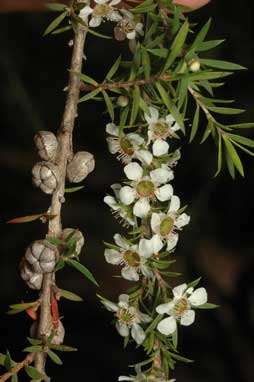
[0,1,253,381]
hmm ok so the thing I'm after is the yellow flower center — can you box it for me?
[120,137,134,156]
[153,122,169,138]
[94,4,110,17]
[174,297,190,317]
[117,308,135,325]
[123,250,140,268]
[136,180,155,197]
[159,217,174,237]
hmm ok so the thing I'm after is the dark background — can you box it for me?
[0,1,253,381]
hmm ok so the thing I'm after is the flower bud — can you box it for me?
[117,95,129,107]
[62,228,85,256]
[67,151,95,183]
[32,161,59,194]
[189,58,201,72]
[25,240,59,273]
[20,257,43,290]
[34,131,58,161]
[30,321,65,345]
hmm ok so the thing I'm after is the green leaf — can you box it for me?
[223,135,244,177]
[189,71,232,81]
[187,277,201,289]
[227,134,254,147]
[225,149,235,178]
[146,48,168,58]
[139,97,150,115]
[25,365,43,379]
[45,3,67,11]
[67,259,99,287]
[208,106,245,115]
[46,236,64,245]
[43,11,67,36]
[27,337,42,346]
[0,353,6,366]
[214,133,222,177]
[6,212,55,224]
[197,303,220,309]
[49,344,78,352]
[11,374,18,382]
[23,346,43,353]
[58,288,83,302]
[155,82,185,133]
[47,350,63,365]
[131,0,157,14]
[171,353,193,363]
[227,123,254,129]
[52,25,72,35]
[4,351,12,371]
[141,49,151,80]
[172,327,178,349]
[105,55,121,80]
[200,59,246,71]
[102,90,114,121]
[200,119,213,144]
[163,20,189,71]
[79,87,102,103]
[191,19,211,50]
[9,302,38,312]
[189,105,200,143]
[197,39,225,52]
[87,28,112,39]
[130,86,140,125]
[72,71,98,86]
[64,186,84,193]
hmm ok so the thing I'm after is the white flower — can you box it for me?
[104,183,135,227]
[80,0,122,28]
[106,123,152,165]
[114,10,144,41]
[144,107,180,155]
[156,283,208,335]
[151,195,190,251]
[119,162,174,218]
[105,233,163,281]
[101,294,151,344]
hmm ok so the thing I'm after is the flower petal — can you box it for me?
[180,309,195,326]
[89,16,102,27]
[127,133,144,145]
[118,377,134,382]
[119,186,135,205]
[155,184,173,202]
[151,213,161,233]
[145,106,159,124]
[136,150,153,165]
[188,287,208,306]
[156,302,173,315]
[113,233,128,249]
[150,168,173,184]
[101,299,119,312]
[169,195,180,213]
[104,248,122,265]
[175,213,190,228]
[131,323,145,345]
[124,162,143,181]
[104,195,118,210]
[116,321,129,337]
[166,233,179,250]
[139,312,152,323]
[157,316,177,335]
[133,198,150,218]
[106,122,119,136]
[119,294,129,304]
[152,139,169,157]
[173,283,187,298]
[151,234,163,253]
[122,267,139,281]
[138,238,154,258]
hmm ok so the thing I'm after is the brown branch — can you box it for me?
[0,353,35,382]
[34,1,87,377]
[80,73,171,92]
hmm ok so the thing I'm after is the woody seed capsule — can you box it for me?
[34,130,58,161]
[25,240,59,273]
[67,151,95,183]
[32,161,59,194]
[20,257,43,290]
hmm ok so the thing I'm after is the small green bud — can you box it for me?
[117,95,129,107]
[189,59,201,72]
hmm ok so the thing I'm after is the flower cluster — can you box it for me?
[101,103,211,380]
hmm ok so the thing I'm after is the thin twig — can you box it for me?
[80,73,171,92]
[34,1,87,377]
[0,353,35,382]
